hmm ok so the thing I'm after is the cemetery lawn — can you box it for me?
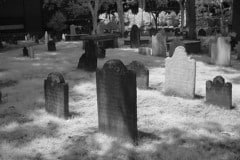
[1,41,240,160]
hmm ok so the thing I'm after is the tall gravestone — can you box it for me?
[96,60,137,143]
[215,37,231,66]
[70,24,77,36]
[152,31,167,57]
[44,31,49,45]
[29,46,35,58]
[165,46,196,98]
[130,25,140,48]
[206,76,232,109]
[209,37,218,61]
[169,38,184,57]
[44,72,69,118]
[127,61,149,89]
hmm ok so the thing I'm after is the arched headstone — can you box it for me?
[96,59,137,143]
[206,76,232,109]
[44,72,69,118]
[165,46,196,98]
[130,25,140,48]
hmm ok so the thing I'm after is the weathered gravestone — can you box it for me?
[127,61,149,89]
[169,38,184,57]
[152,31,167,57]
[198,29,207,36]
[70,24,77,36]
[165,46,196,98]
[215,36,231,66]
[44,72,69,118]
[206,76,232,109]
[130,25,140,48]
[48,40,56,51]
[23,47,29,57]
[44,31,49,45]
[138,47,152,55]
[209,36,218,61]
[29,46,34,58]
[96,59,137,143]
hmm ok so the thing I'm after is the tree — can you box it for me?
[185,0,196,39]
[231,0,240,39]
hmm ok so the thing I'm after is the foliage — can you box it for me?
[47,11,67,32]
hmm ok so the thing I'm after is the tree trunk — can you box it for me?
[179,1,184,32]
[116,0,125,37]
[232,0,240,40]
[185,0,196,39]
[88,0,100,35]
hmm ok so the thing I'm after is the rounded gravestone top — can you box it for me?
[103,59,127,74]
[213,76,225,87]
[47,72,65,83]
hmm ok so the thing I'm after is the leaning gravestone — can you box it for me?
[152,31,167,57]
[206,76,232,109]
[48,40,56,51]
[96,59,137,143]
[23,47,29,57]
[215,36,231,66]
[169,37,184,57]
[165,46,196,98]
[127,61,149,89]
[44,72,69,118]
[130,25,140,48]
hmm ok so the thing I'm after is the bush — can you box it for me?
[47,11,67,33]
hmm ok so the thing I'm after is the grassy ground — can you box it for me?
[0,41,240,160]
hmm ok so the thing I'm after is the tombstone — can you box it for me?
[44,72,69,118]
[96,60,137,143]
[97,43,106,58]
[48,40,56,51]
[138,47,152,55]
[70,24,77,36]
[152,31,167,57]
[127,61,149,89]
[198,29,207,36]
[78,41,97,71]
[29,46,34,58]
[44,31,49,45]
[209,36,218,59]
[206,76,232,109]
[165,46,196,98]
[23,47,29,57]
[215,36,231,66]
[62,33,66,41]
[169,38,184,57]
[130,25,140,48]
[235,41,240,60]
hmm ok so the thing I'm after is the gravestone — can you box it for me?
[44,31,49,45]
[96,59,137,143]
[235,41,240,60]
[130,25,140,48]
[70,24,77,36]
[23,47,29,57]
[78,41,97,71]
[215,36,231,66]
[62,34,66,41]
[198,29,207,36]
[209,37,218,60]
[206,76,232,109]
[44,72,69,118]
[48,40,56,51]
[165,46,196,98]
[169,38,184,57]
[29,46,34,58]
[138,47,152,55]
[127,61,149,89]
[152,31,167,57]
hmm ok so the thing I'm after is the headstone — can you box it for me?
[215,36,231,66]
[127,61,149,89]
[70,24,77,36]
[96,60,137,143]
[97,22,106,34]
[198,29,207,36]
[29,46,34,58]
[235,41,240,60]
[78,40,97,71]
[48,40,56,51]
[138,47,152,55]
[206,76,232,109]
[62,33,66,41]
[44,72,69,118]
[130,25,140,48]
[23,47,29,57]
[165,46,196,98]
[44,31,49,45]
[152,31,167,57]
[169,38,184,57]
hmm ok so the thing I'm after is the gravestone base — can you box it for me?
[48,40,56,51]
[138,47,152,55]
[206,76,232,109]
